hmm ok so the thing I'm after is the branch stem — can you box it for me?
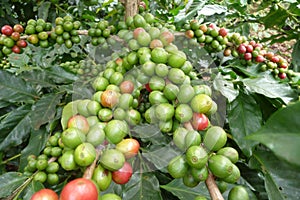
[205,172,224,200]
[184,122,224,200]
[83,145,105,179]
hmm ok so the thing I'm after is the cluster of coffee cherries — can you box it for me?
[226,33,292,79]
[184,20,229,53]
[51,16,82,49]
[59,59,105,81]
[0,59,11,69]
[169,125,242,186]
[88,20,116,46]
[0,24,27,57]
[184,19,295,80]
[24,18,53,48]
[24,132,62,186]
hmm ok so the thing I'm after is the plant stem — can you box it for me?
[184,122,224,200]
[205,172,224,200]
[125,0,139,20]
[83,145,105,179]
[5,173,35,200]
[1,153,21,165]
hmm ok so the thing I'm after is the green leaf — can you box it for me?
[0,70,38,104]
[21,67,77,88]
[46,66,78,83]
[230,61,261,77]
[265,173,285,200]
[142,143,181,173]
[260,7,289,29]
[210,90,227,127]
[213,73,239,102]
[122,173,163,200]
[8,52,30,68]
[37,1,51,20]
[0,101,11,109]
[246,101,300,167]
[175,1,207,25]
[198,4,227,16]
[242,74,297,104]
[228,92,261,157]
[251,150,300,200]
[292,40,300,72]
[131,123,170,145]
[0,172,28,198]
[0,108,32,151]
[237,163,268,199]
[61,100,80,130]
[0,105,32,141]
[30,93,63,130]
[160,179,210,199]
[19,128,49,171]
[71,81,94,99]
[22,181,44,200]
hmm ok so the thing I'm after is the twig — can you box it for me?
[1,154,21,165]
[205,172,224,200]
[184,121,224,200]
[83,145,105,179]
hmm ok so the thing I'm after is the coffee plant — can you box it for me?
[0,0,300,200]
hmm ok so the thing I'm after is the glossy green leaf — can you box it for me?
[175,0,207,24]
[122,172,163,200]
[7,52,30,68]
[20,67,77,87]
[0,105,32,143]
[30,93,63,130]
[0,70,38,104]
[237,163,268,199]
[228,92,261,157]
[19,128,49,171]
[142,143,181,173]
[131,123,170,145]
[71,81,94,99]
[46,66,78,84]
[213,73,239,102]
[246,101,300,167]
[210,90,227,127]
[38,1,51,20]
[0,108,32,151]
[260,7,289,29]
[251,150,300,200]
[231,61,261,77]
[61,100,80,130]
[243,74,297,104]
[0,172,28,198]
[0,101,11,109]
[22,181,44,200]
[291,40,300,72]
[198,4,227,16]
[160,178,210,199]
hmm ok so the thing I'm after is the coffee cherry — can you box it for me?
[11,32,20,41]
[246,45,253,53]
[208,155,233,179]
[13,24,24,33]
[244,52,252,61]
[228,186,249,200]
[16,39,27,48]
[255,55,265,63]
[1,25,13,36]
[237,44,247,54]
[12,45,21,54]
[218,27,227,37]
